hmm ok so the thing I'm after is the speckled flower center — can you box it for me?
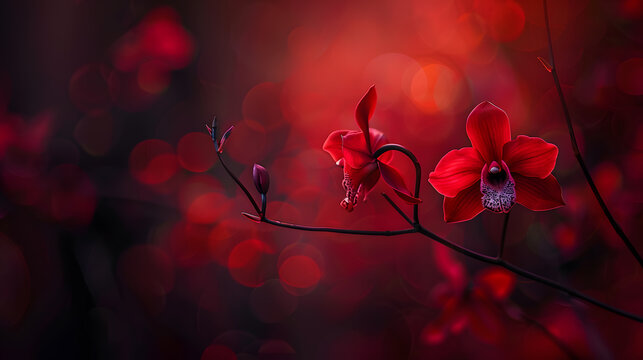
[480,161,515,213]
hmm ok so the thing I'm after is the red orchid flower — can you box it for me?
[323,85,420,212]
[428,101,564,223]
[422,245,515,344]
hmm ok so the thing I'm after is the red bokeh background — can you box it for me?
[0,0,641,358]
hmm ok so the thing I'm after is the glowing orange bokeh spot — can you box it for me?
[409,63,466,114]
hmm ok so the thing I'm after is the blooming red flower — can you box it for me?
[428,101,564,222]
[323,86,420,211]
[422,245,515,344]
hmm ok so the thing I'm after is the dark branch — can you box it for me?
[216,152,261,215]
[261,217,416,236]
[381,193,414,225]
[543,0,642,268]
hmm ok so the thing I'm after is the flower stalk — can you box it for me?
[543,0,642,268]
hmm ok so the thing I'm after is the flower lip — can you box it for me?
[484,160,508,189]
[481,160,515,213]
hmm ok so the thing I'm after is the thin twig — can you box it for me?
[262,217,416,236]
[381,193,414,225]
[543,0,642,268]
[521,314,579,360]
[216,152,261,215]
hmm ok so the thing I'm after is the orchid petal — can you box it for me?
[217,125,234,154]
[370,128,393,164]
[378,162,421,204]
[503,135,558,179]
[443,183,484,223]
[322,129,352,164]
[429,147,483,198]
[342,131,374,169]
[355,85,377,151]
[466,101,511,163]
[514,174,565,211]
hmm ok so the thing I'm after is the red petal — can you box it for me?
[378,162,421,204]
[360,166,381,200]
[342,131,374,169]
[322,130,351,164]
[466,102,511,163]
[342,163,379,210]
[474,267,515,301]
[370,128,393,164]
[429,147,483,198]
[503,135,558,179]
[443,183,484,223]
[514,174,565,211]
[355,85,377,151]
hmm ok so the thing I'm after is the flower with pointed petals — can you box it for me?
[323,85,420,212]
[429,101,564,222]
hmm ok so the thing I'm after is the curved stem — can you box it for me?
[543,0,642,268]
[499,211,511,259]
[216,152,261,215]
[381,193,413,225]
[372,144,422,224]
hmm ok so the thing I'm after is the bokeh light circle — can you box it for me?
[129,139,178,185]
[228,239,274,287]
[409,63,467,114]
[177,132,216,173]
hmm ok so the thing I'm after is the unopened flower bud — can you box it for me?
[252,163,270,194]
